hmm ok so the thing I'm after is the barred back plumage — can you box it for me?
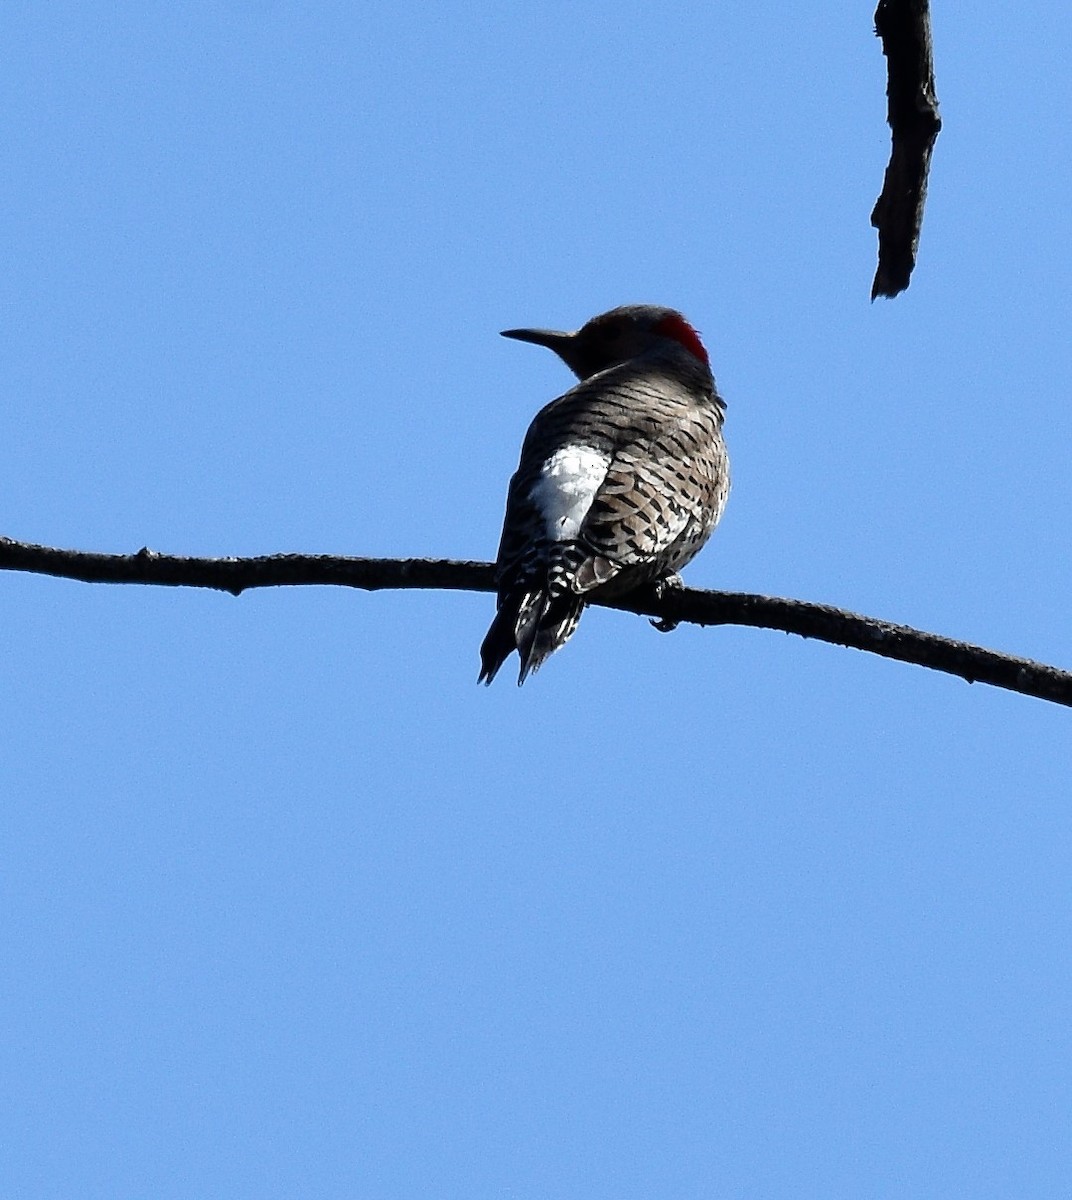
[479,306,729,686]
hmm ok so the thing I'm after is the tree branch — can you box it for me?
[2,536,1068,708]
[870,0,941,299]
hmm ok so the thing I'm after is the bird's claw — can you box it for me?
[648,574,684,633]
[649,615,680,633]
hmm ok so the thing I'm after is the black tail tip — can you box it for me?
[477,655,531,687]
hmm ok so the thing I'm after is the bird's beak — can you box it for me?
[500,327,575,353]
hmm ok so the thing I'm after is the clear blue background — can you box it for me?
[2,4,1070,1197]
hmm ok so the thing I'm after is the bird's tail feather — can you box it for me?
[478,586,585,686]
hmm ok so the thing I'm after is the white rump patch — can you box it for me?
[529,444,611,541]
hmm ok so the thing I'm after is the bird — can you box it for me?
[479,304,729,685]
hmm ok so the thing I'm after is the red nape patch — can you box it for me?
[655,314,709,365]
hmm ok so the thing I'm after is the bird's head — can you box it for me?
[501,304,710,381]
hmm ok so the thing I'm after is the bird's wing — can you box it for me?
[571,410,727,592]
[492,466,549,578]
[493,375,726,594]
[491,382,620,577]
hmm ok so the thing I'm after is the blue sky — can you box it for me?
[2,3,1070,1197]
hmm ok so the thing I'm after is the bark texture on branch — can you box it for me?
[871,0,941,299]
[1,537,1068,709]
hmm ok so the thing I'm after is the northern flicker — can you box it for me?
[479,304,729,685]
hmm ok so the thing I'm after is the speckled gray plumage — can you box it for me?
[480,307,729,685]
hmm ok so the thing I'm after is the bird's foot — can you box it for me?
[649,573,684,633]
